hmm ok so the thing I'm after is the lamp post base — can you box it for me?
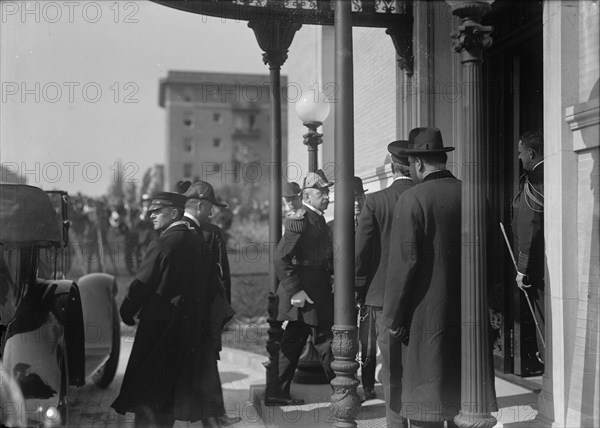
[454,411,497,428]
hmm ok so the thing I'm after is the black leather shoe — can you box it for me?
[360,389,376,403]
[264,395,305,406]
[218,415,242,426]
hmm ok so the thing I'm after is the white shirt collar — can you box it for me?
[184,212,200,227]
[303,202,324,216]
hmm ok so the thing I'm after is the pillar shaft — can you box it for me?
[330,1,361,427]
[448,4,497,428]
[248,17,302,397]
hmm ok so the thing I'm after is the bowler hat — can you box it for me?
[184,181,229,208]
[303,170,334,190]
[353,176,368,195]
[283,182,301,198]
[387,140,410,166]
[403,127,454,154]
[148,192,187,213]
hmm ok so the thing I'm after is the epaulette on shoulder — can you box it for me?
[284,209,306,233]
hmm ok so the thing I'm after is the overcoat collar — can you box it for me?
[421,169,455,183]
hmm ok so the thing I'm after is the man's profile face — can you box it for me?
[150,207,175,230]
[195,200,214,224]
[305,188,330,212]
[518,140,535,172]
[284,196,302,212]
[354,193,365,217]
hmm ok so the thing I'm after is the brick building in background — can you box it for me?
[159,71,288,206]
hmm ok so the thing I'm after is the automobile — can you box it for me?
[0,183,120,427]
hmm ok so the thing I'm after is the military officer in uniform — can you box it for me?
[267,170,335,406]
[355,140,413,423]
[113,192,224,427]
[512,130,545,363]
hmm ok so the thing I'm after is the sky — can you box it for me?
[1,0,289,196]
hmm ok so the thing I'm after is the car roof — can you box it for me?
[0,183,62,247]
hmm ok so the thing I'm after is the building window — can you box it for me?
[183,112,194,128]
[213,112,222,123]
[183,87,193,102]
[183,137,194,153]
[213,138,221,148]
[183,163,193,178]
[249,114,256,130]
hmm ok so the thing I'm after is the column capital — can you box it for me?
[248,19,301,69]
[451,20,493,53]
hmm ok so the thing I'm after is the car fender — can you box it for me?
[5,279,85,388]
[3,310,65,423]
[0,360,28,427]
[76,273,117,380]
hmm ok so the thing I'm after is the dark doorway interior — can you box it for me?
[483,0,544,377]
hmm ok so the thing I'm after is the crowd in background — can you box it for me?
[66,191,271,275]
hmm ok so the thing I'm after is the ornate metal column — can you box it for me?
[330,1,361,427]
[248,17,302,398]
[446,1,497,428]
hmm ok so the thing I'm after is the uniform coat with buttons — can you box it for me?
[275,207,334,327]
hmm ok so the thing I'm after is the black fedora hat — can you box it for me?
[282,182,301,198]
[184,181,229,208]
[353,176,368,195]
[403,127,454,154]
[387,140,410,166]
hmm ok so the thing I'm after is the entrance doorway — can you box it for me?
[483,0,544,377]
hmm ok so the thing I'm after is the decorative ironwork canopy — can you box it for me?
[152,0,414,72]
[152,0,411,28]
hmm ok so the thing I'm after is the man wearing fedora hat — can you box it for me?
[282,181,303,214]
[182,180,232,304]
[383,127,497,427]
[269,169,336,405]
[354,141,414,423]
[113,191,225,427]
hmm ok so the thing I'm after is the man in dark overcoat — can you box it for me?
[182,181,236,355]
[512,130,545,362]
[355,140,413,425]
[182,180,232,303]
[267,170,335,406]
[112,192,223,427]
[383,128,497,427]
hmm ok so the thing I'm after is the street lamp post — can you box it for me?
[295,92,331,173]
[290,91,332,385]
